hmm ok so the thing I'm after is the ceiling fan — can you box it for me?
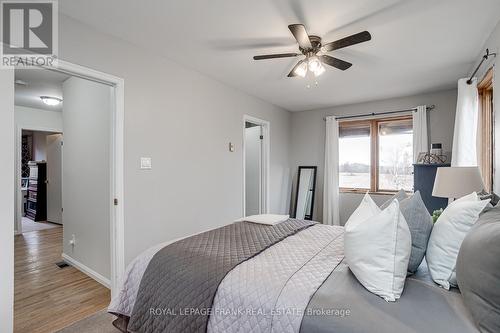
[253,24,371,78]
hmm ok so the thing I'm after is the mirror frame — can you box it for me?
[293,166,317,220]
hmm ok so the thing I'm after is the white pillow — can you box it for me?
[344,199,411,302]
[452,191,479,204]
[345,192,381,227]
[426,196,490,289]
[236,214,289,225]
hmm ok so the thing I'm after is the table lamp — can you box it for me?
[432,166,485,200]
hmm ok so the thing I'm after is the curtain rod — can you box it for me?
[467,49,496,85]
[323,105,435,121]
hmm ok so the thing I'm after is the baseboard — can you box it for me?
[46,220,63,226]
[62,253,111,289]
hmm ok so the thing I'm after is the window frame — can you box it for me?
[339,115,413,194]
[478,68,494,192]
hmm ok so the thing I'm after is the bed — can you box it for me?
[108,218,480,333]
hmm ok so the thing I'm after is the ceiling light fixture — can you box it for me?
[293,60,308,78]
[304,55,325,77]
[312,63,325,77]
[307,56,322,73]
[40,96,62,106]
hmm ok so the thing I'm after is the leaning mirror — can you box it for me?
[294,166,317,220]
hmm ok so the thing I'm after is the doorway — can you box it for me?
[10,62,124,332]
[19,129,63,233]
[243,115,269,217]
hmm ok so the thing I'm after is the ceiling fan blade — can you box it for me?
[253,53,299,60]
[288,24,312,49]
[319,55,352,70]
[287,60,304,77]
[323,31,372,52]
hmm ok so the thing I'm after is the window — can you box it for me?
[339,122,371,189]
[339,116,413,193]
[378,119,413,191]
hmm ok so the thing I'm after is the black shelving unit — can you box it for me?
[26,161,47,222]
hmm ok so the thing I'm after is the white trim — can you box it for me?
[62,253,111,289]
[12,59,125,299]
[242,115,270,217]
[0,68,15,333]
[15,125,62,234]
[54,60,125,299]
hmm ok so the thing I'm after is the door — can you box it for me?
[46,133,63,224]
[62,76,112,279]
[244,123,263,216]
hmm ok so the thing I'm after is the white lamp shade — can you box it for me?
[432,167,485,199]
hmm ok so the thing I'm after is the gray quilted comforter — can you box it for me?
[110,221,478,333]
[126,219,316,333]
[208,224,344,332]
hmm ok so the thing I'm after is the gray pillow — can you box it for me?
[399,191,433,273]
[456,206,500,333]
[380,189,408,209]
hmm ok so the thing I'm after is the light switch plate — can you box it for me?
[140,157,152,169]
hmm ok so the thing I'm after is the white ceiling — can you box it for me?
[60,0,500,111]
[15,69,69,111]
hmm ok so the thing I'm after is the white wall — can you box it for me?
[290,89,457,224]
[14,106,63,233]
[15,105,63,132]
[473,20,500,192]
[245,126,261,216]
[32,131,48,161]
[58,15,292,265]
[0,70,15,333]
[62,76,112,280]
[32,131,62,161]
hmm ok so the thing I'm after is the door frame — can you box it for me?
[242,115,270,217]
[12,59,125,298]
[16,126,63,234]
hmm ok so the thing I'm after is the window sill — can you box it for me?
[340,188,413,195]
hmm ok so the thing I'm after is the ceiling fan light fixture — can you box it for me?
[307,56,322,73]
[40,96,62,106]
[294,61,308,77]
[252,24,370,78]
[312,63,326,77]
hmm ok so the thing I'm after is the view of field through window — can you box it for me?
[339,119,413,191]
[378,120,413,191]
[339,125,371,189]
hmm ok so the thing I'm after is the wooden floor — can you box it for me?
[14,226,111,333]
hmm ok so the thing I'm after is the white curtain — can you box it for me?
[451,78,479,166]
[413,105,428,162]
[323,116,340,225]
